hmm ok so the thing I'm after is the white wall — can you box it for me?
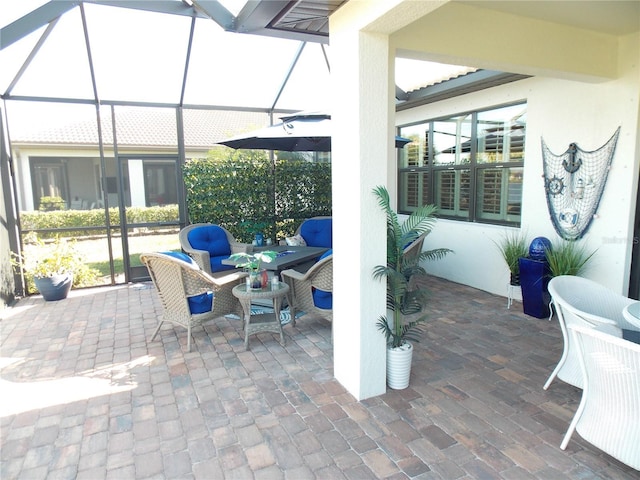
[396,33,640,298]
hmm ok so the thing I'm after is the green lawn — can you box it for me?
[22,231,181,285]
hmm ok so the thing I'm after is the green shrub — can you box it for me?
[183,149,331,243]
[12,237,100,293]
[38,196,66,211]
[20,205,179,240]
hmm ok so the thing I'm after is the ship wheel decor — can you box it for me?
[541,127,620,240]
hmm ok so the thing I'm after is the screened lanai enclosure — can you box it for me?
[1,0,343,293]
[0,1,479,296]
[1,0,515,298]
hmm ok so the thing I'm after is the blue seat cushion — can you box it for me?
[159,251,214,314]
[312,249,332,309]
[187,225,234,273]
[300,218,332,248]
[623,329,640,345]
[312,289,332,310]
[161,251,194,263]
[188,292,213,314]
[210,256,235,273]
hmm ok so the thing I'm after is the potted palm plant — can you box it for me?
[372,185,451,389]
[12,237,86,301]
[228,250,278,289]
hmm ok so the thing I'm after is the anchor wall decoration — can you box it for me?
[541,127,620,240]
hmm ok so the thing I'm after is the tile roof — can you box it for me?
[11,108,270,149]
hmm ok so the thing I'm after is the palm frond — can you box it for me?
[416,248,453,264]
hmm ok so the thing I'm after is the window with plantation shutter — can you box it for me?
[479,169,502,214]
[398,103,525,226]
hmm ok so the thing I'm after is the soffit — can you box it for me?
[456,0,639,36]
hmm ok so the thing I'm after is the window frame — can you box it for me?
[397,102,526,226]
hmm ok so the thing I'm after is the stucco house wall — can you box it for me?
[396,32,640,299]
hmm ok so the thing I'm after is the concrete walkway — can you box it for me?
[1,276,637,479]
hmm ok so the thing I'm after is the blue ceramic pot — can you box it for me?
[34,274,73,301]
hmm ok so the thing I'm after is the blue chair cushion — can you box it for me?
[312,289,332,310]
[187,225,234,273]
[623,329,640,345]
[161,251,194,263]
[300,218,332,248]
[188,292,213,314]
[159,251,214,314]
[210,255,235,273]
[313,248,332,310]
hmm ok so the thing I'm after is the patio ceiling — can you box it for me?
[1,1,637,116]
[0,0,527,118]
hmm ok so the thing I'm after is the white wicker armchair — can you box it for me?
[140,252,246,351]
[179,223,252,276]
[544,275,637,390]
[561,324,640,470]
[280,253,333,331]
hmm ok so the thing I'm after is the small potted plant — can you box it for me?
[494,230,529,286]
[372,185,451,389]
[545,239,597,278]
[12,237,85,301]
[228,250,278,289]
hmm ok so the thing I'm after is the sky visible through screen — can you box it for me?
[1,1,471,137]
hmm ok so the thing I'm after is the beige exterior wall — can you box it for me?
[329,0,639,398]
[396,32,640,298]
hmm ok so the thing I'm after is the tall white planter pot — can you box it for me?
[386,342,413,389]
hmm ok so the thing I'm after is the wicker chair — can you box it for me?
[544,275,637,390]
[280,253,333,332]
[561,324,640,470]
[284,216,332,248]
[179,223,252,276]
[140,252,246,351]
[403,231,427,260]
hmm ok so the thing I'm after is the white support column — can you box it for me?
[128,159,146,207]
[330,21,396,400]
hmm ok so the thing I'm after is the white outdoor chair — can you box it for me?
[561,324,640,470]
[140,252,246,351]
[544,275,637,390]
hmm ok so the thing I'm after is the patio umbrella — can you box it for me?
[217,112,411,152]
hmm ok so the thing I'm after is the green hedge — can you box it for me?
[20,205,179,240]
[20,149,332,244]
[183,149,331,243]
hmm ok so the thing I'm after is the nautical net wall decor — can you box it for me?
[541,127,620,240]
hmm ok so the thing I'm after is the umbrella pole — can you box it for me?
[270,150,277,243]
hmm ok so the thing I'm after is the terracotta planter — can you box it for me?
[386,341,413,389]
[34,274,73,301]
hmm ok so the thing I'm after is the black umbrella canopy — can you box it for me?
[218,112,411,152]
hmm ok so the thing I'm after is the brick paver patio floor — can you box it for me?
[1,276,638,479]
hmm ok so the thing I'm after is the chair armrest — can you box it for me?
[230,242,253,254]
[182,248,210,274]
[280,268,306,281]
[206,270,248,288]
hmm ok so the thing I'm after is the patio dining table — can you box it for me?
[222,244,328,278]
